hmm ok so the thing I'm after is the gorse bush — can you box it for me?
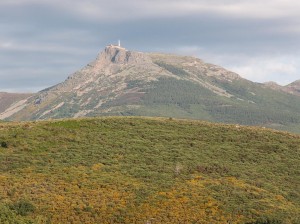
[0,117,299,223]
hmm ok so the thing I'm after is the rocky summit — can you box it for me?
[1,44,300,132]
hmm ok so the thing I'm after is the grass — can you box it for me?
[0,117,299,223]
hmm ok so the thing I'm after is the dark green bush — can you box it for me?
[1,141,8,148]
[9,200,35,216]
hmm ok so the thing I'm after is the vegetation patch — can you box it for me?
[154,61,190,77]
[0,117,299,223]
[9,200,35,216]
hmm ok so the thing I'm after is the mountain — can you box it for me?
[0,92,32,114]
[1,44,300,132]
[0,117,299,223]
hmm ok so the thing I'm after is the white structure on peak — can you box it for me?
[106,40,125,49]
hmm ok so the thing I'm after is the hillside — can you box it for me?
[1,45,300,133]
[0,117,299,223]
[0,92,32,113]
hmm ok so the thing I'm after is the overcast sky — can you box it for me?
[1,0,300,92]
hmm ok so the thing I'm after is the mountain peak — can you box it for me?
[96,44,150,65]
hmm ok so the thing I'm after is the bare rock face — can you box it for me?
[95,45,151,66]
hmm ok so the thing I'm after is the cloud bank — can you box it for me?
[0,0,299,92]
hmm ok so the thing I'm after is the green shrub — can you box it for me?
[1,141,8,148]
[9,200,35,216]
[0,203,34,224]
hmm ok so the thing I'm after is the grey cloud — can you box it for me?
[0,0,299,92]
[194,52,300,85]
[2,0,300,20]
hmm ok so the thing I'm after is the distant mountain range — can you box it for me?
[1,44,300,132]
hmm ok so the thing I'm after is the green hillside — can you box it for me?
[116,77,300,133]
[0,117,299,223]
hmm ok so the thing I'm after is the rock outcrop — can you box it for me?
[96,45,151,65]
